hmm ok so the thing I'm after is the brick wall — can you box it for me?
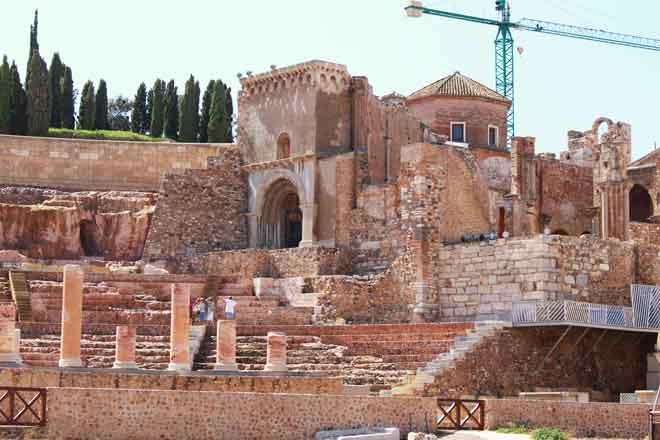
[631,222,660,246]
[0,134,221,191]
[46,388,437,440]
[143,147,247,260]
[485,398,649,438]
[0,367,343,395]
[425,327,653,400]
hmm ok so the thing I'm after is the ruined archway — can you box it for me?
[79,220,101,256]
[630,184,653,223]
[258,178,302,248]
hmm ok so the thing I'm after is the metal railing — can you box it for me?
[0,387,47,426]
[512,300,641,330]
[632,284,660,329]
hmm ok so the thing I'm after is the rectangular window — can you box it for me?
[450,122,466,143]
[488,125,498,147]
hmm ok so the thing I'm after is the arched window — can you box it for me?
[630,184,653,223]
[277,133,291,159]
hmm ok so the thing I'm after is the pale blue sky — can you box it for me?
[4,0,660,159]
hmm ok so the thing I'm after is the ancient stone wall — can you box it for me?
[425,327,653,401]
[538,159,594,235]
[46,388,436,440]
[0,367,342,395]
[0,135,221,191]
[143,148,247,260]
[485,398,648,438]
[630,222,660,246]
[434,236,634,321]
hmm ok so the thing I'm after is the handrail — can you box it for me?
[512,300,651,331]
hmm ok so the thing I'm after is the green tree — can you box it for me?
[107,96,133,131]
[225,86,234,142]
[25,10,39,90]
[94,79,108,130]
[145,88,153,134]
[60,66,75,129]
[178,75,200,142]
[130,83,147,133]
[26,49,48,136]
[198,80,215,143]
[164,79,178,139]
[0,56,11,133]
[47,52,63,128]
[77,80,95,130]
[207,80,230,143]
[149,79,164,137]
[9,62,27,135]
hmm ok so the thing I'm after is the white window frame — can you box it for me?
[488,124,499,147]
[450,121,466,143]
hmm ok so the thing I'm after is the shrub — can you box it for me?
[532,427,568,440]
[496,422,531,434]
[47,128,169,142]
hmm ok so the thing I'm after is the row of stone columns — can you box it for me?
[48,266,289,372]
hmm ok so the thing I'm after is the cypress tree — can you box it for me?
[47,53,63,128]
[225,86,234,143]
[198,79,215,143]
[26,49,48,136]
[77,81,95,130]
[130,83,147,133]
[60,66,74,129]
[9,62,27,135]
[178,75,200,142]
[94,79,108,130]
[0,56,11,133]
[25,10,39,90]
[149,79,164,137]
[145,88,153,134]
[163,79,178,139]
[207,80,229,143]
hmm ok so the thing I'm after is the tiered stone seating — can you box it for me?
[194,323,475,392]
[20,332,171,369]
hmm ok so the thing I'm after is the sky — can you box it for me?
[3,0,660,159]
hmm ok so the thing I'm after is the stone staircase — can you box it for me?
[390,321,507,395]
[193,335,412,390]
[9,271,31,321]
[20,325,206,370]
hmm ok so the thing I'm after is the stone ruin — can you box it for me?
[0,59,657,438]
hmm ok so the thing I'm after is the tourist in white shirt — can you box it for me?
[225,296,237,320]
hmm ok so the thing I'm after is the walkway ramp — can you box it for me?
[512,284,660,333]
[9,271,31,321]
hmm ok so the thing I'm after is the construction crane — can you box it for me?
[405,0,660,145]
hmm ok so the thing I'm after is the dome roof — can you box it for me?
[408,71,510,104]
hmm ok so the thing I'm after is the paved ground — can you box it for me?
[436,431,530,440]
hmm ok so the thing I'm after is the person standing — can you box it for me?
[205,297,215,323]
[196,298,206,322]
[224,296,237,320]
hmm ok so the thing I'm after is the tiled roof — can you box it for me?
[408,71,510,104]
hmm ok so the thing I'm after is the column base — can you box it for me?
[298,240,316,248]
[59,357,83,368]
[113,361,138,369]
[167,362,191,372]
[214,362,238,371]
[264,363,288,372]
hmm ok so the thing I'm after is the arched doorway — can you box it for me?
[259,179,302,248]
[630,184,653,222]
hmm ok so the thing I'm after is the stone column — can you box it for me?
[264,331,287,372]
[0,304,20,364]
[113,325,137,369]
[168,284,190,372]
[59,265,84,368]
[299,203,317,247]
[247,213,259,248]
[214,320,237,371]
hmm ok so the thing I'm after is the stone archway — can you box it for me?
[258,178,303,248]
[630,184,653,223]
